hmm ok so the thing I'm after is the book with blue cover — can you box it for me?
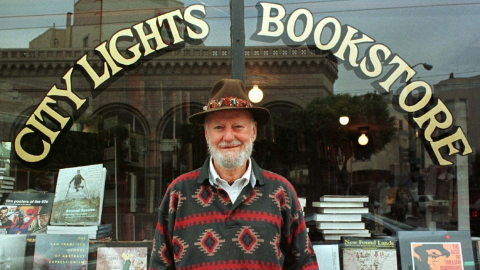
[33,234,89,270]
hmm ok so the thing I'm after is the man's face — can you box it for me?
[426,248,448,270]
[0,209,7,220]
[39,214,50,226]
[205,110,257,169]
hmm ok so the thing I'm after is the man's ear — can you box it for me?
[252,122,257,142]
[204,124,208,141]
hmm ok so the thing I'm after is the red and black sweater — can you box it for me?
[149,159,319,270]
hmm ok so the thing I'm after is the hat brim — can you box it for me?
[189,106,270,127]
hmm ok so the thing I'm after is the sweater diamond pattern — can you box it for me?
[269,186,291,211]
[233,226,264,254]
[243,188,263,205]
[169,190,186,213]
[193,185,215,207]
[194,229,225,256]
[172,236,189,262]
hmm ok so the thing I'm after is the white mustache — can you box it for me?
[218,140,242,147]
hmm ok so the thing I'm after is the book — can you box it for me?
[313,244,340,270]
[320,229,370,235]
[4,192,55,234]
[47,223,112,232]
[0,184,13,190]
[0,177,15,192]
[0,205,16,234]
[9,205,41,235]
[0,175,15,181]
[319,207,369,214]
[298,197,307,210]
[0,142,11,176]
[0,180,14,187]
[33,234,89,270]
[316,222,365,230]
[341,237,397,270]
[130,172,137,212]
[96,246,148,269]
[47,229,112,240]
[50,164,107,225]
[0,234,28,269]
[398,231,476,270]
[313,201,365,208]
[323,233,371,241]
[313,213,362,222]
[134,213,157,241]
[47,224,113,240]
[320,195,369,202]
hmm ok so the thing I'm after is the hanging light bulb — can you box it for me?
[358,134,369,146]
[248,84,263,103]
[339,116,349,125]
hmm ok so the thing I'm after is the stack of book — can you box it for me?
[47,223,113,240]
[298,197,311,233]
[312,195,370,241]
[48,164,110,240]
[0,175,15,201]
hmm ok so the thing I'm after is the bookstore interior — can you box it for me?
[1,0,480,269]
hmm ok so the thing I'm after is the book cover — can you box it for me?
[96,247,148,270]
[0,205,16,234]
[313,201,365,208]
[320,195,369,202]
[411,242,463,270]
[9,205,40,235]
[398,231,476,270]
[313,213,362,222]
[50,164,106,225]
[475,240,480,268]
[0,234,28,269]
[4,192,55,234]
[33,234,89,270]
[341,237,397,270]
[313,244,340,270]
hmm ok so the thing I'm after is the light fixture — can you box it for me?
[411,62,433,71]
[357,126,370,146]
[358,134,369,146]
[339,116,349,125]
[248,84,264,103]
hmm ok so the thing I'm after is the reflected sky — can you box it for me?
[0,0,479,94]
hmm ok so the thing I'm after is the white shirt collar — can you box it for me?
[209,157,256,188]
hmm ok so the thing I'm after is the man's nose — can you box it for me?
[223,127,235,141]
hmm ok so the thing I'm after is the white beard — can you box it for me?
[208,138,253,169]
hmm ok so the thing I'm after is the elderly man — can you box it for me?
[149,79,318,269]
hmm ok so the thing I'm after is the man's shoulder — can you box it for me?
[169,169,202,187]
[259,169,288,183]
[258,169,296,191]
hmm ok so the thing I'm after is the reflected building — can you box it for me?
[0,1,338,239]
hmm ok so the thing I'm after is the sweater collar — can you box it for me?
[197,157,266,186]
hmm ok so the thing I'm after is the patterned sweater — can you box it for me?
[149,159,318,270]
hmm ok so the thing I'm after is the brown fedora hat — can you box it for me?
[189,79,270,126]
